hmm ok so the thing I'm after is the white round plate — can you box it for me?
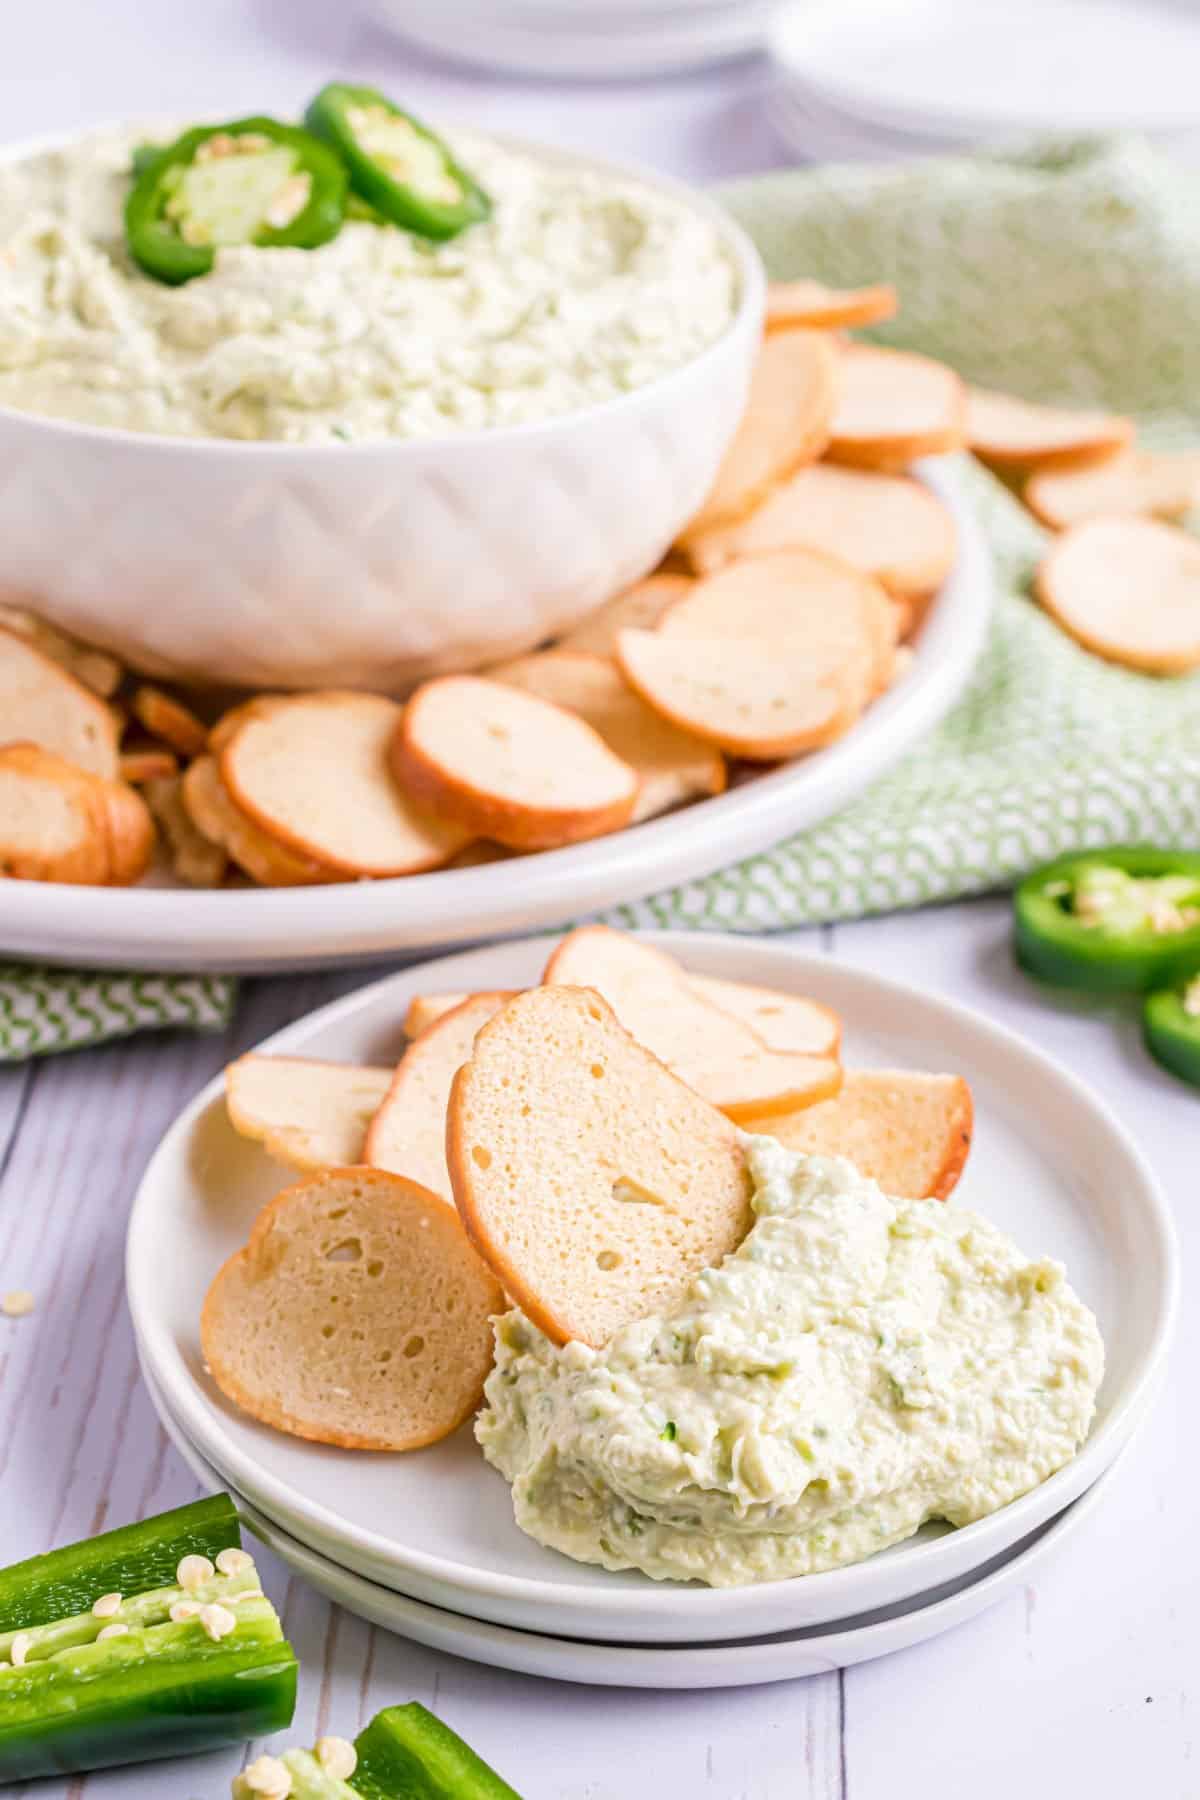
[0,464,989,973]
[767,0,1200,141]
[366,1,771,79]
[143,1353,1123,1689]
[766,88,954,167]
[127,931,1176,1643]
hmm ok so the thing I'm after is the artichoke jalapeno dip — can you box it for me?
[477,1138,1105,1588]
[0,122,738,443]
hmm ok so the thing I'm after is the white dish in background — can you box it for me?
[365,1,772,79]
[766,70,994,166]
[0,462,990,973]
[766,0,1200,142]
[0,133,761,694]
[143,1353,1125,1689]
[126,931,1176,1644]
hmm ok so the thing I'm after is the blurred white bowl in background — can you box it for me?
[364,0,775,80]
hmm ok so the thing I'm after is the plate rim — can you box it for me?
[0,463,991,972]
[765,0,1200,139]
[126,930,1178,1637]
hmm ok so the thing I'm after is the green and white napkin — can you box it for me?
[0,965,233,1060]
[3,135,1198,1057]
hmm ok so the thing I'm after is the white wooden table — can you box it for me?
[4,6,1195,1796]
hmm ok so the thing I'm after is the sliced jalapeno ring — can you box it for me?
[124,115,348,285]
[1014,847,1200,992]
[1143,975,1200,1088]
[305,82,490,241]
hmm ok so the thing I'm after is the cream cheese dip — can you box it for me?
[0,125,738,443]
[478,1138,1105,1587]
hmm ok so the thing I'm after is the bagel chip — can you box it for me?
[766,279,897,333]
[97,776,155,886]
[183,755,337,887]
[447,985,752,1347]
[366,993,513,1203]
[1034,516,1200,674]
[393,676,638,851]
[617,630,852,760]
[555,573,691,657]
[1024,449,1200,532]
[0,627,120,779]
[131,685,208,758]
[678,329,838,543]
[827,345,966,470]
[544,927,841,1119]
[0,607,122,698]
[682,461,957,599]
[201,1167,504,1450]
[225,1055,394,1171]
[119,748,179,785]
[404,990,517,1039]
[0,743,111,884]
[490,649,725,822]
[143,773,229,887]
[0,743,151,885]
[221,692,472,877]
[657,546,894,700]
[967,387,1133,469]
[690,976,841,1058]
[742,1069,973,1202]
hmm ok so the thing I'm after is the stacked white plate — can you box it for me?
[128,932,1176,1687]
[364,0,775,79]
[766,0,1200,164]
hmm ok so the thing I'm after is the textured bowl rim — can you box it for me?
[0,121,765,458]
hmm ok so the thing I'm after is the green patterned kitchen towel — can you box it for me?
[606,133,1200,934]
[0,966,233,1061]
[4,134,1200,1056]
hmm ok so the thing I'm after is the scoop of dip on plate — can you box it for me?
[478,1137,1105,1587]
[0,124,738,444]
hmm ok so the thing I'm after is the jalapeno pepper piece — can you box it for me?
[0,1596,297,1782]
[1014,848,1200,992]
[125,115,348,284]
[0,1493,239,1636]
[305,84,490,241]
[351,1702,522,1799]
[1143,975,1200,1088]
[0,1524,297,1783]
[130,142,166,180]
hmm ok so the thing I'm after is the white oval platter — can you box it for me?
[0,464,990,973]
[126,931,1175,1642]
[145,1353,1124,1689]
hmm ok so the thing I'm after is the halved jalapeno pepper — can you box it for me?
[1014,848,1200,992]
[1143,975,1200,1088]
[305,83,490,241]
[0,1495,297,1782]
[125,115,348,284]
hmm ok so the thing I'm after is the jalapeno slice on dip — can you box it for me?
[1143,973,1200,1088]
[305,82,490,241]
[124,115,348,284]
[1015,848,1200,992]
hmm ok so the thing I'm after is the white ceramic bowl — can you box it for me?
[0,134,763,691]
